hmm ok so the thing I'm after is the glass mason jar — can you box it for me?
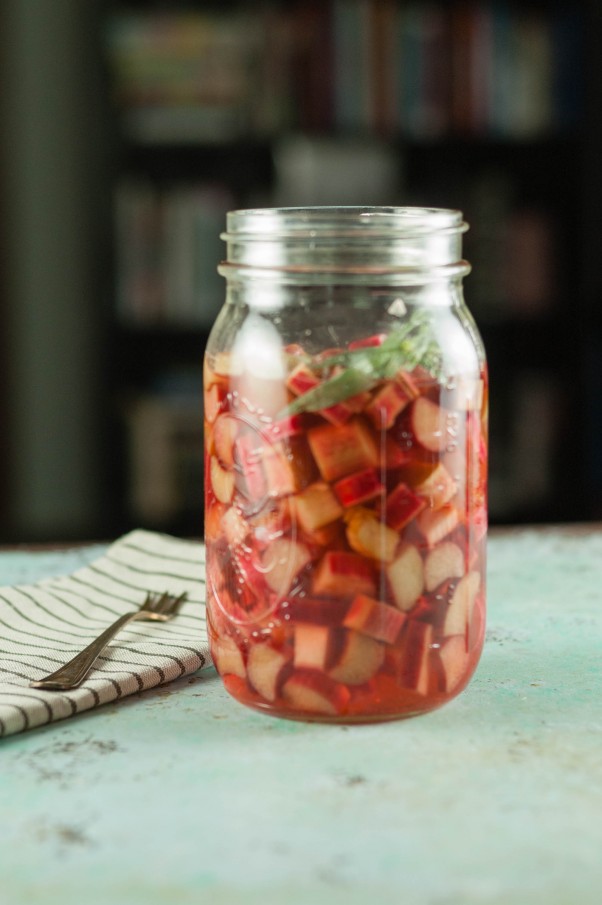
[204,207,487,723]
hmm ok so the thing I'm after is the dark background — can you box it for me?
[1,0,601,543]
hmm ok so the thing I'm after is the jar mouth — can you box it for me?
[221,206,469,276]
[222,206,467,241]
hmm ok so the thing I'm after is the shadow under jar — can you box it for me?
[204,207,487,723]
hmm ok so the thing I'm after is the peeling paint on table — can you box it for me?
[1,528,602,905]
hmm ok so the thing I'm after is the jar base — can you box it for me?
[221,673,454,724]
[235,701,446,725]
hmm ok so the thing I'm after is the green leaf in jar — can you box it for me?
[312,309,434,375]
[283,367,377,416]
[280,309,441,417]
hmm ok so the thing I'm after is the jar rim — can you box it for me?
[222,206,468,241]
[221,206,469,276]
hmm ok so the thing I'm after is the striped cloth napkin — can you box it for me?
[0,530,209,738]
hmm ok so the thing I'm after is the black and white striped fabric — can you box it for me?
[0,530,209,738]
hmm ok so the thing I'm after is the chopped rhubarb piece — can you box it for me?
[308,520,346,549]
[207,591,231,637]
[348,333,387,350]
[344,594,407,645]
[268,436,317,497]
[249,498,291,547]
[365,380,415,430]
[387,543,424,611]
[441,444,465,490]
[262,537,312,596]
[473,503,488,544]
[424,541,465,592]
[263,414,305,442]
[468,593,486,651]
[329,630,385,685]
[397,619,433,692]
[222,505,248,548]
[415,462,457,510]
[383,436,412,469]
[385,482,426,531]
[439,634,470,693]
[286,363,353,425]
[264,446,300,498]
[212,635,246,680]
[406,595,434,624]
[319,402,356,427]
[247,643,289,702]
[210,456,235,504]
[333,468,385,508]
[293,623,334,671]
[212,414,239,466]
[234,433,268,501]
[443,570,481,637]
[278,436,320,492]
[411,396,447,452]
[395,369,420,397]
[409,364,440,395]
[344,389,373,413]
[293,482,343,533]
[205,501,226,542]
[286,363,320,396]
[282,670,350,716]
[308,418,379,482]
[398,460,439,488]
[205,383,228,425]
[345,508,399,563]
[312,550,376,599]
[415,624,434,695]
[417,504,459,546]
[283,597,350,626]
[228,546,270,607]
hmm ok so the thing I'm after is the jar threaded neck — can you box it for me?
[220,206,469,282]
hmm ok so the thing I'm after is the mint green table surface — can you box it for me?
[1,527,601,905]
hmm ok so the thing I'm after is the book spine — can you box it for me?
[114,181,232,328]
[332,0,363,132]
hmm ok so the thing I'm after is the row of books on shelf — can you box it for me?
[105,6,290,143]
[316,0,583,139]
[105,2,583,143]
[115,179,232,328]
[488,369,560,519]
[464,170,556,320]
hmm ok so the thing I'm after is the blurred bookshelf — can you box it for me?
[100,0,599,535]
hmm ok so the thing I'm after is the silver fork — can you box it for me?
[30,591,187,691]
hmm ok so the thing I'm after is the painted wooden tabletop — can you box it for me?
[1,527,601,905]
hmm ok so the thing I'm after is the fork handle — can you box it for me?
[30,611,139,691]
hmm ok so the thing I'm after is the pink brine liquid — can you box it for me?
[204,332,487,722]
